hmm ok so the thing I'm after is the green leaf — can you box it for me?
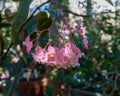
[11,58,25,76]
[37,12,52,31]
[11,0,33,43]
[106,0,113,6]
[2,60,12,72]
[25,16,38,34]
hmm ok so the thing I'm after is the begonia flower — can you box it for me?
[33,45,48,63]
[54,48,66,68]
[23,36,33,53]
[63,42,83,67]
[47,45,58,64]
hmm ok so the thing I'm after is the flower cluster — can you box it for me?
[22,21,88,68]
[32,42,83,68]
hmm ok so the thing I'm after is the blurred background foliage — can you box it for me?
[0,0,120,96]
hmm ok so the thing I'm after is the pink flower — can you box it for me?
[63,42,82,66]
[55,48,66,68]
[33,45,47,63]
[71,43,83,58]
[47,45,58,64]
[64,43,74,59]
[64,42,83,57]
[64,43,75,61]
[62,25,71,35]
[46,46,67,68]
[32,42,84,68]
[83,38,88,49]
[23,36,33,53]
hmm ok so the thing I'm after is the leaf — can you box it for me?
[11,57,25,76]
[11,0,33,43]
[2,60,12,71]
[37,12,52,31]
[39,30,49,47]
[106,0,113,6]
[5,58,26,96]
[25,15,38,34]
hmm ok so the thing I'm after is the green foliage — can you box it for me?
[25,16,38,34]
[11,0,33,43]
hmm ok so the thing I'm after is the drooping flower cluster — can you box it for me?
[32,42,83,68]
[22,21,88,68]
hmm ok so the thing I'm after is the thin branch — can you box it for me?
[1,42,13,61]
[62,9,89,17]
[51,1,88,17]
[51,1,120,18]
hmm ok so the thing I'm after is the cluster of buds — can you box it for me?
[23,21,88,68]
